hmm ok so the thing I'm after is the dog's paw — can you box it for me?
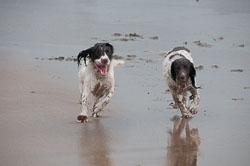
[92,113,100,118]
[190,106,198,114]
[190,108,198,114]
[169,102,178,109]
[182,112,193,118]
[77,115,88,123]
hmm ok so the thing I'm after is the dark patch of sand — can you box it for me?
[195,65,205,71]
[149,36,159,40]
[113,55,124,60]
[36,56,77,62]
[193,40,212,48]
[211,65,219,69]
[213,36,224,41]
[232,98,244,101]
[231,69,244,72]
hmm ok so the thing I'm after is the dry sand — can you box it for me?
[1,0,250,166]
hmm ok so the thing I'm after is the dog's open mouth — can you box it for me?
[95,63,109,76]
[176,80,188,88]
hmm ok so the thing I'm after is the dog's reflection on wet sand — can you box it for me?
[80,119,112,166]
[166,116,200,166]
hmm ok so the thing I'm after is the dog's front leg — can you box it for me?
[77,90,90,123]
[177,100,193,118]
[170,89,179,109]
[170,90,192,118]
[189,88,200,114]
[92,88,114,117]
[174,94,192,118]
[79,80,83,104]
[182,91,188,108]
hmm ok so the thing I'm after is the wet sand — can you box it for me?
[1,0,250,165]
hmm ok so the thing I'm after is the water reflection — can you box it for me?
[80,119,112,166]
[166,116,200,166]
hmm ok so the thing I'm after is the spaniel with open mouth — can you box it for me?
[77,43,123,123]
[162,47,200,118]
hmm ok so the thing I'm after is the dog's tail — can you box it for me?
[112,60,125,67]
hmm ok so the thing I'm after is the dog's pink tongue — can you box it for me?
[100,65,108,76]
[183,82,188,88]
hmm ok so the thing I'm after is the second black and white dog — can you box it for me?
[162,47,200,118]
[77,43,123,123]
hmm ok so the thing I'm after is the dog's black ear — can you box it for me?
[77,48,92,66]
[171,62,176,81]
[189,63,198,88]
[105,43,114,54]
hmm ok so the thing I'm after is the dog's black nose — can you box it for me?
[101,58,108,64]
[180,73,186,81]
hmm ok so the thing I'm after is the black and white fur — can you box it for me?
[77,43,123,123]
[162,47,200,118]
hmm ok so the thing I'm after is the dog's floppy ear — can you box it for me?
[105,43,114,54]
[77,48,92,66]
[171,62,176,81]
[189,63,199,89]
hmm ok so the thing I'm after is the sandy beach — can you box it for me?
[1,0,250,165]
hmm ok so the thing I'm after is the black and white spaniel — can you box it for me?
[77,43,123,123]
[162,47,200,118]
